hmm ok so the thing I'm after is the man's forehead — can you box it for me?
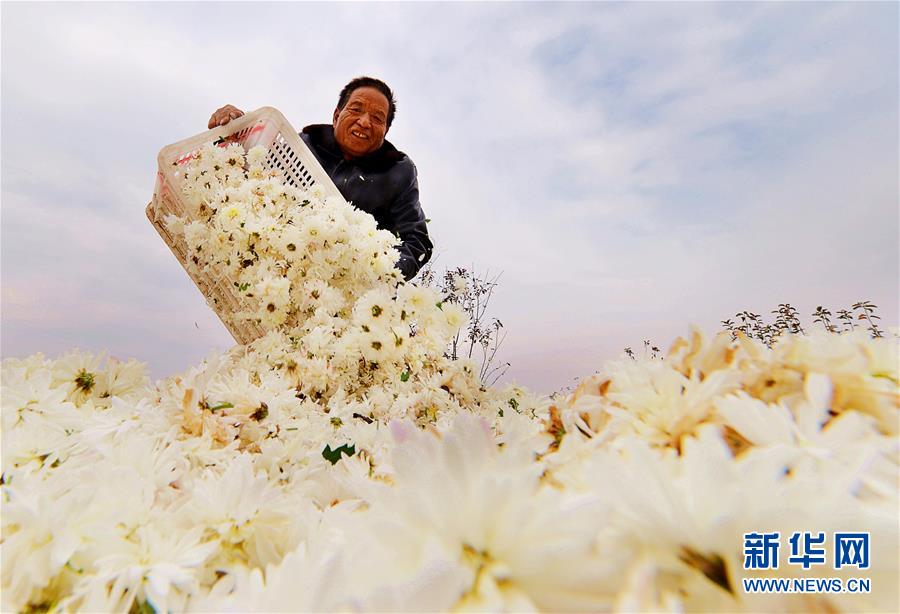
[346,87,389,110]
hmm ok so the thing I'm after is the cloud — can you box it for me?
[2,2,897,392]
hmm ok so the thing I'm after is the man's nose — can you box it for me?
[357,113,372,128]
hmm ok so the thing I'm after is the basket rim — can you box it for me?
[156,106,292,170]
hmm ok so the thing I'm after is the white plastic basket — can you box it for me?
[146,106,342,345]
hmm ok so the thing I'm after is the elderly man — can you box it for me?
[208,76,433,280]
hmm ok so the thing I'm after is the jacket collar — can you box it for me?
[302,124,405,172]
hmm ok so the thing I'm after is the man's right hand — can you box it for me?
[208,104,244,129]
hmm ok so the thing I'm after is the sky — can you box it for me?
[1,2,897,394]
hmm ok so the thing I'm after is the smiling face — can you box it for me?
[332,86,390,159]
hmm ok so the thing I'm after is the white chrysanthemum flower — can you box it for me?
[354,416,614,611]
[182,455,305,568]
[716,373,897,499]
[591,357,742,448]
[397,283,437,318]
[50,351,104,406]
[95,357,149,403]
[254,276,290,312]
[64,525,218,613]
[182,220,209,259]
[440,302,469,335]
[246,145,267,166]
[352,288,394,326]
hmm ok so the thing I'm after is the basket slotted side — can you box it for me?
[146,107,343,345]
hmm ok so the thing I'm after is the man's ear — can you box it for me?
[332,107,340,126]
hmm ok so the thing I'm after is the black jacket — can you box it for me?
[300,124,433,280]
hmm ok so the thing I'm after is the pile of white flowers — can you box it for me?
[169,143,409,332]
[2,144,897,613]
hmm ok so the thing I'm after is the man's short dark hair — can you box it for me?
[337,76,397,129]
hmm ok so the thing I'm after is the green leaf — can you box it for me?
[208,402,234,412]
[400,370,410,382]
[322,443,356,465]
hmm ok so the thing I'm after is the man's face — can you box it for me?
[333,86,390,159]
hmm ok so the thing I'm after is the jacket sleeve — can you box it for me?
[383,160,433,281]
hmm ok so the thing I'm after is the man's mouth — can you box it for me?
[350,130,369,140]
